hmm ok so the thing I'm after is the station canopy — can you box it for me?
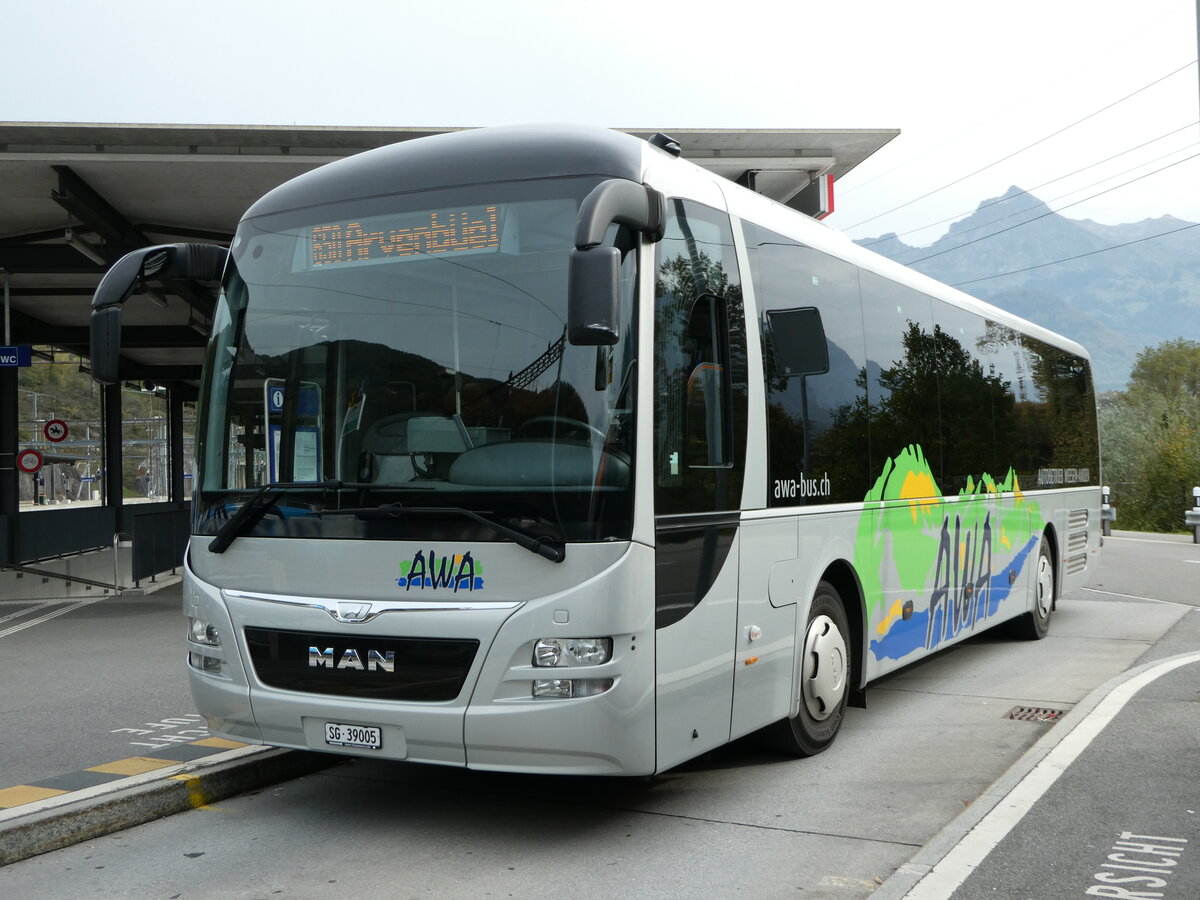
[0,122,898,394]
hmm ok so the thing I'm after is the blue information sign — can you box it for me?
[0,346,33,367]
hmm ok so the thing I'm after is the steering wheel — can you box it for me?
[517,415,606,443]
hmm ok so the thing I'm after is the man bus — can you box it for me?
[90,124,1100,775]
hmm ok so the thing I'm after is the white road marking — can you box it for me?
[1080,587,1177,604]
[0,598,102,639]
[902,651,1200,900]
[1106,534,1198,546]
[0,602,56,625]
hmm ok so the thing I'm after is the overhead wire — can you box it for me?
[842,59,1198,233]
[950,220,1200,287]
[836,4,1190,202]
[858,121,1200,249]
[902,151,1200,264]
[891,144,1200,264]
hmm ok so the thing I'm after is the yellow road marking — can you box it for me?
[170,774,219,810]
[0,738,251,810]
[0,785,69,808]
[86,757,179,776]
[189,737,247,749]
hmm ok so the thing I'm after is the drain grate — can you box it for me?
[1005,705,1067,723]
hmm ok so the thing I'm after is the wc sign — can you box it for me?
[0,346,33,367]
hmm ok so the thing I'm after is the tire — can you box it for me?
[762,581,851,757]
[1014,535,1054,640]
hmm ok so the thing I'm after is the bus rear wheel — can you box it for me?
[763,581,850,757]
[1013,535,1054,640]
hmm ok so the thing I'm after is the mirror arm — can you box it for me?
[89,242,228,385]
[91,242,227,311]
[574,181,665,250]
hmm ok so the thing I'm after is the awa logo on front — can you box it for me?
[397,550,483,592]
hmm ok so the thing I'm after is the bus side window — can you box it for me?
[742,220,870,505]
[653,197,747,515]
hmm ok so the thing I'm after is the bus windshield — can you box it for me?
[193,176,637,547]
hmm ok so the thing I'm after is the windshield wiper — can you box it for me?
[326,503,566,563]
[208,479,382,554]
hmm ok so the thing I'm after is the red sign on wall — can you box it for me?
[17,448,44,474]
[44,419,68,442]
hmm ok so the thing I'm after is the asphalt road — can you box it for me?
[0,589,199,789]
[0,532,1196,898]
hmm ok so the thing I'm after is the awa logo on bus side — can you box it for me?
[397,550,484,592]
[858,444,1044,663]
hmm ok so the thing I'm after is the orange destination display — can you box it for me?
[309,205,500,267]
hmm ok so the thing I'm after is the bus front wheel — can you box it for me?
[764,581,850,757]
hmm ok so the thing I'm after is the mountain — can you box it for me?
[855,186,1200,390]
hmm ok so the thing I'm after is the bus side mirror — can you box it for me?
[567,179,665,347]
[90,306,123,386]
[568,247,621,346]
[89,243,227,385]
[766,307,830,378]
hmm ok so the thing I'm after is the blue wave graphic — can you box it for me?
[986,535,1039,615]
[870,609,930,661]
[870,534,1040,662]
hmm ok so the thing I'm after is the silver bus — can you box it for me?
[91,124,1101,775]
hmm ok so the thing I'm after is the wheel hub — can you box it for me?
[802,614,847,721]
[1035,551,1054,618]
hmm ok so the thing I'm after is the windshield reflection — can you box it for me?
[194,177,637,545]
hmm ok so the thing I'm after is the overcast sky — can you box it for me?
[4,0,1197,245]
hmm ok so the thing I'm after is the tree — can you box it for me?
[1100,339,1200,533]
[1128,338,1200,399]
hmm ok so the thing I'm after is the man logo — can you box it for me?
[309,646,395,672]
[332,602,375,624]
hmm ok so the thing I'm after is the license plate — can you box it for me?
[324,722,382,749]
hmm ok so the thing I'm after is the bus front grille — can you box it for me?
[245,627,479,702]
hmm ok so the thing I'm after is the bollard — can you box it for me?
[1188,487,1200,545]
[1101,485,1115,537]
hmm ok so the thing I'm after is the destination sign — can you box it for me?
[309,205,501,268]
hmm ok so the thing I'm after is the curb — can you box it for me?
[0,745,341,867]
[871,648,1200,900]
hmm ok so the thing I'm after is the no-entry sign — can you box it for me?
[17,448,44,474]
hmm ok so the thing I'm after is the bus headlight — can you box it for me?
[188,651,224,674]
[531,638,613,699]
[532,637,612,668]
[187,616,224,675]
[188,616,220,646]
[532,677,614,699]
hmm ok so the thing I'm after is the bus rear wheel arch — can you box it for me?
[762,579,851,756]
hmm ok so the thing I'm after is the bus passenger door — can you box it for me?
[731,519,799,740]
[651,199,749,772]
[654,520,740,771]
